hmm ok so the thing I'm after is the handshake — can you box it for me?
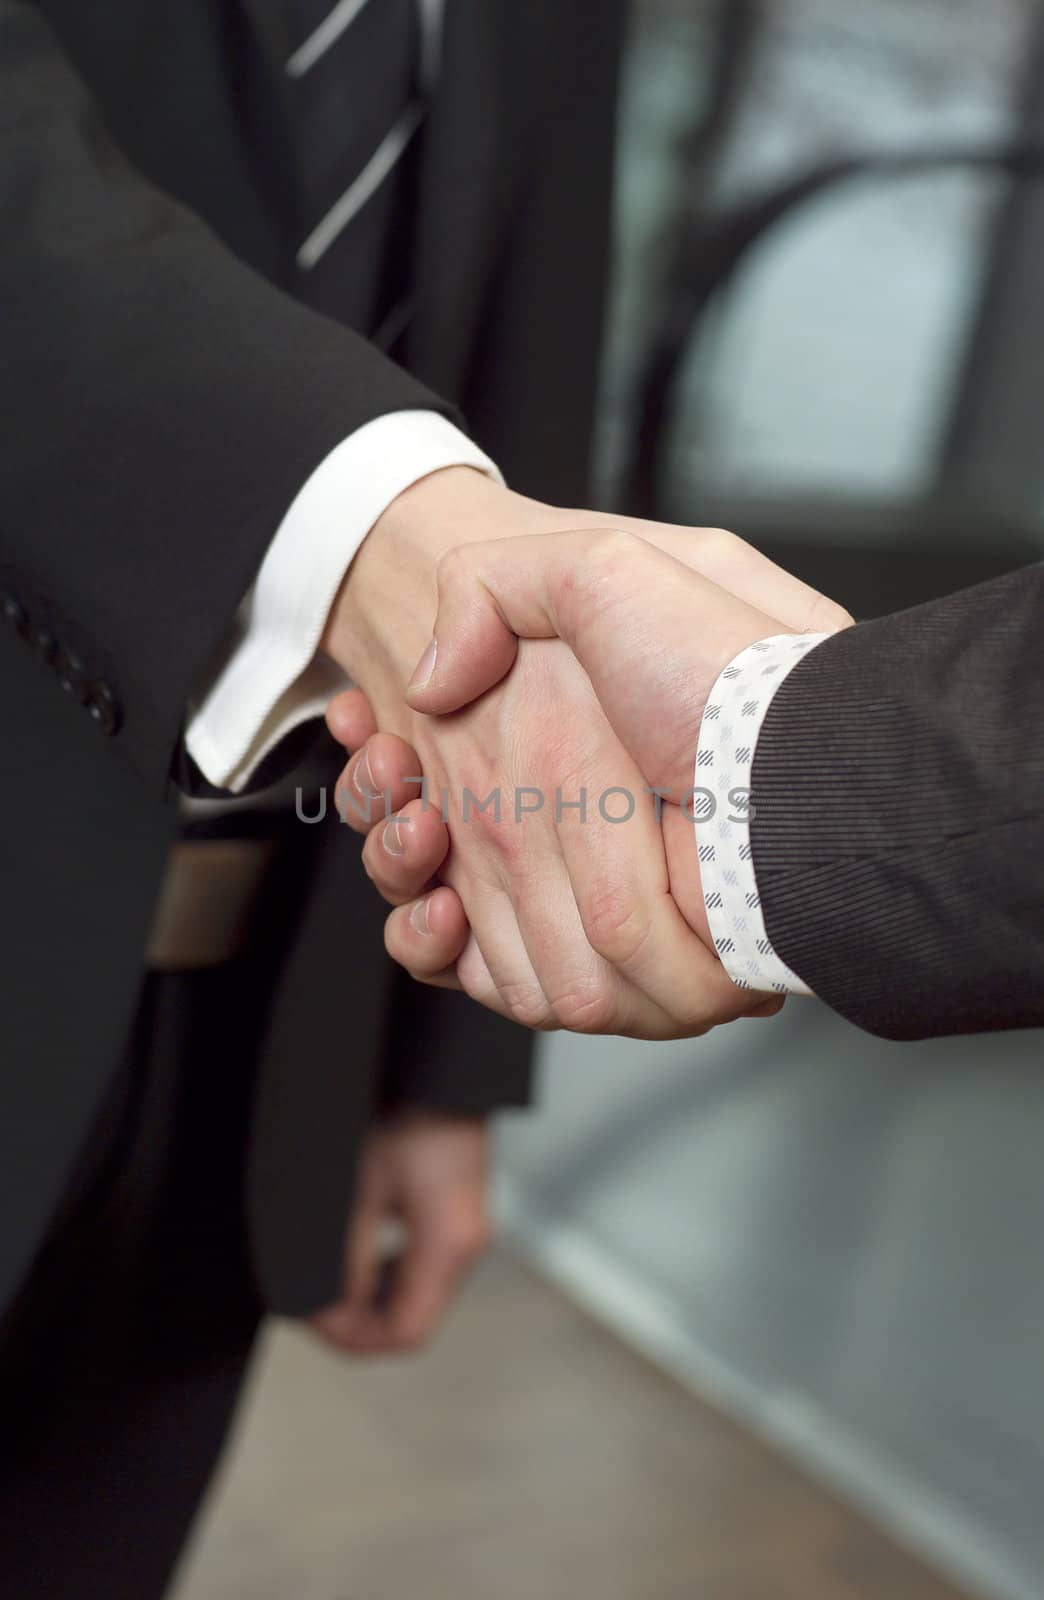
[322,466,852,1040]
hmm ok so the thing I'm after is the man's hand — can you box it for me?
[309,1112,491,1356]
[322,470,849,1039]
[398,525,853,964]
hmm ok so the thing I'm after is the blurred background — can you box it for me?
[176,4,1044,1597]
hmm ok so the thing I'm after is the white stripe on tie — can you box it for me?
[286,0,375,79]
[296,102,425,269]
[372,294,417,351]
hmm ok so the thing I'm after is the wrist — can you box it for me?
[322,467,547,692]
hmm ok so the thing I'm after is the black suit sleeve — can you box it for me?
[750,563,1044,1040]
[378,973,534,1120]
[1,2,450,793]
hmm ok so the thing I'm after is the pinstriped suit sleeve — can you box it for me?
[745,565,1044,1040]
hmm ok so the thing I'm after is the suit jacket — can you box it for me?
[751,563,1044,1040]
[0,0,625,1316]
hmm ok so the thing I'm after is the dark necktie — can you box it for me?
[283,0,424,341]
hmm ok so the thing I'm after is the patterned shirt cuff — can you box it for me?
[694,633,831,995]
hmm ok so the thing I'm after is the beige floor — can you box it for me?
[173,1250,971,1600]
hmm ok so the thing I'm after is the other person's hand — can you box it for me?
[308,1111,491,1355]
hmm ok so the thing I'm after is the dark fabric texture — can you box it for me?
[2,2,447,796]
[240,736,538,1315]
[751,563,1044,1041]
[0,0,624,1320]
[0,963,266,1600]
[286,0,423,333]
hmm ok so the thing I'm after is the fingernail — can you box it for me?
[383,816,408,857]
[409,897,432,935]
[408,638,437,690]
[352,748,382,801]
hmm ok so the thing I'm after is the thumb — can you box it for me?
[406,530,787,795]
[406,529,669,713]
[404,539,558,712]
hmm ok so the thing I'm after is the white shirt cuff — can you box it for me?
[184,410,503,792]
[695,633,832,996]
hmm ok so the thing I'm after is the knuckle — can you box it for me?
[580,887,655,970]
[434,542,473,593]
[804,592,855,635]
[450,1212,493,1260]
[699,525,737,555]
[689,525,739,570]
[501,980,556,1030]
[583,526,639,570]
[679,973,747,1032]
[551,983,618,1035]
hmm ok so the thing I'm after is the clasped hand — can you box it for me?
[324,471,851,1041]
